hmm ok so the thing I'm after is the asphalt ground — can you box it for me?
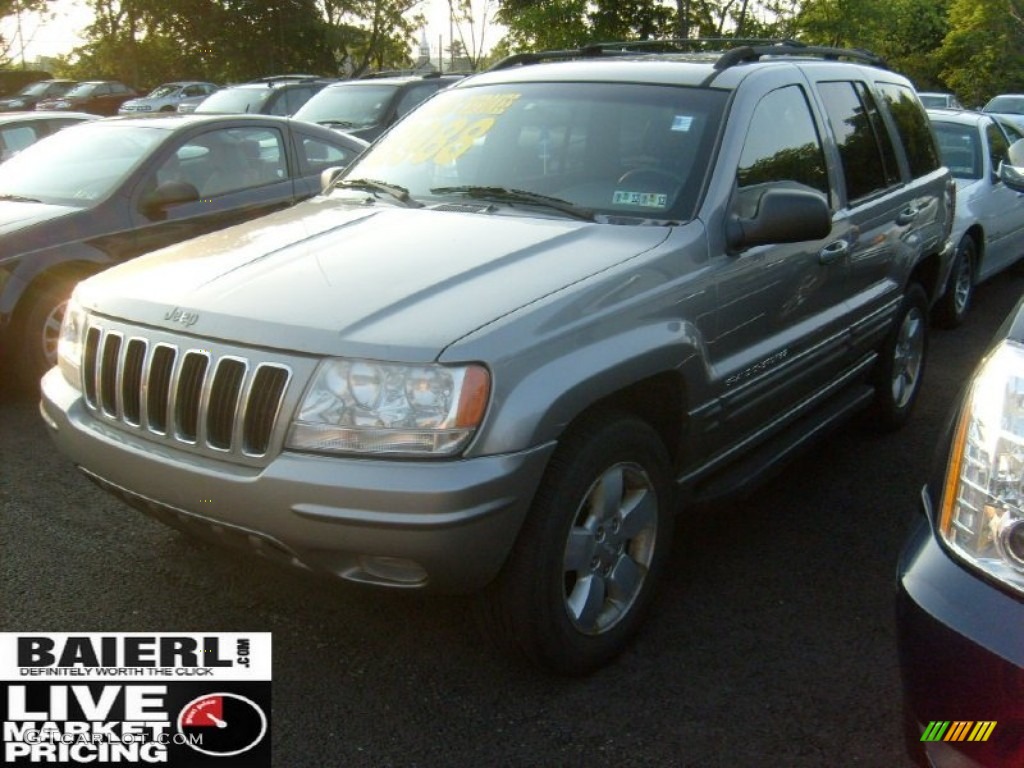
[3,271,1022,767]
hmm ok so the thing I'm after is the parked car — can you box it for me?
[0,79,77,112]
[0,113,367,386]
[35,80,138,116]
[0,69,52,97]
[897,290,1024,767]
[40,41,953,675]
[293,73,464,141]
[192,75,333,117]
[982,93,1024,132]
[118,81,219,114]
[918,91,964,110]
[0,111,95,161]
[927,108,1024,327]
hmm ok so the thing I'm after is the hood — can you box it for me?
[78,199,672,361]
[0,200,78,242]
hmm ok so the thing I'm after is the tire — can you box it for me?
[933,235,975,329]
[15,279,74,392]
[872,283,928,431]
[479,413,675,676]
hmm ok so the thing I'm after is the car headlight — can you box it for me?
[939,339,1024,595]
[286,359,490,456]
[56,296,86,387]
[7,99,24,107]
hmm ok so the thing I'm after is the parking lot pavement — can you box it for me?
[3,271,1022,767]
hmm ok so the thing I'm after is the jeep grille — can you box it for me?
[82,325,291,457]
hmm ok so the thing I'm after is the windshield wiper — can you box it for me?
[430,186,594,221]
[335,178,421,208]
[317,119,357,129]
[0,193,42,203]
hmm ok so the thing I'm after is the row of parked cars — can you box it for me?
[2,43,1020,766]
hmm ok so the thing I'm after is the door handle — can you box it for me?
[896,206,919,225]
[818,240,851,265]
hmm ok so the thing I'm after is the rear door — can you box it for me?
[806,73,945,355]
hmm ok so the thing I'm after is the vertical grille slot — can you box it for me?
[244,365,289,455]
[121,339,147,425]
[83,327,101,407]
[147,345,177,433]
[206,358,246,450]
[79,322,293,462]
[99,334,122,416]
[175,352,209,442]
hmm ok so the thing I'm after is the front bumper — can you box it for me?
[896,489,1024,767]
[41,368,555,593]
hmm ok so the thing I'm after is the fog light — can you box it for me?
[358,556,428,585]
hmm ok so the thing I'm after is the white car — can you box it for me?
[929,108,1024,326]
[119,81,219,114]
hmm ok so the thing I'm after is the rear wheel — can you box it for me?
[480,413,675,676]
[934,235,975,329]
[872,283,928,431]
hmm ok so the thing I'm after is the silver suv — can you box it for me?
[42,41,957,675]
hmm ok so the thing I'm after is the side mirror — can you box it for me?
[141,180,199,214]
[320,166,344,194]
[726,186,832,252]
[1000,139,1024,192]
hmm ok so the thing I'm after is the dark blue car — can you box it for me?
[897,295,1024,767]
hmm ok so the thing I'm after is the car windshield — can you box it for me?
[340,81,727,223]
[19,81,58,96]
[931,121,981,179]
[147,84,180,98]
[294,84,399,126]
[196,87,271,113]
[64,83,100,98]
[984,96,1024,115]
[0,123,164,206]
[919,94,950,109]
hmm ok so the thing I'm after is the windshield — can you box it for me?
[341,81,726,223]
[0,123,164,206]
[64,83,99,98]
[196,87,271,114]
[931,122,981,180]
[19,81,57,96]
[294,84,399,126]
[984,96,1024,115]
[919,94,949,109]
[147,84,180,98]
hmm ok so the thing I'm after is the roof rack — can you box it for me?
[488,38,887,72]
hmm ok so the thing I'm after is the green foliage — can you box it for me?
[937,0,1024,107]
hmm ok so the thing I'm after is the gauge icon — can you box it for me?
[177,692,268,757]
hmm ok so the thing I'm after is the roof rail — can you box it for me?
[713,41,887,69]
[488,38,887,72]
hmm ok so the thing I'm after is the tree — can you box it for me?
[938,0,1024,106]
[1,0,51,65]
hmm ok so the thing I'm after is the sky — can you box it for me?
[1,0,503,67]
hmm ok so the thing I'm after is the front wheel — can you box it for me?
[933,235,975,329]
[16,279,75,391]
[479,413,675,676]
[872,283,928,431]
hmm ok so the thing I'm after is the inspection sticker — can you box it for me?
[612,190,669,208]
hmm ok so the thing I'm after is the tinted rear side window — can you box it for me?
[818,81,893,202]
[876,82,941,178]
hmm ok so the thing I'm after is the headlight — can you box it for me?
[8,99,24,107]
[939,339,1024,594]
[56,296,86,387]
[286,359,490,456]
